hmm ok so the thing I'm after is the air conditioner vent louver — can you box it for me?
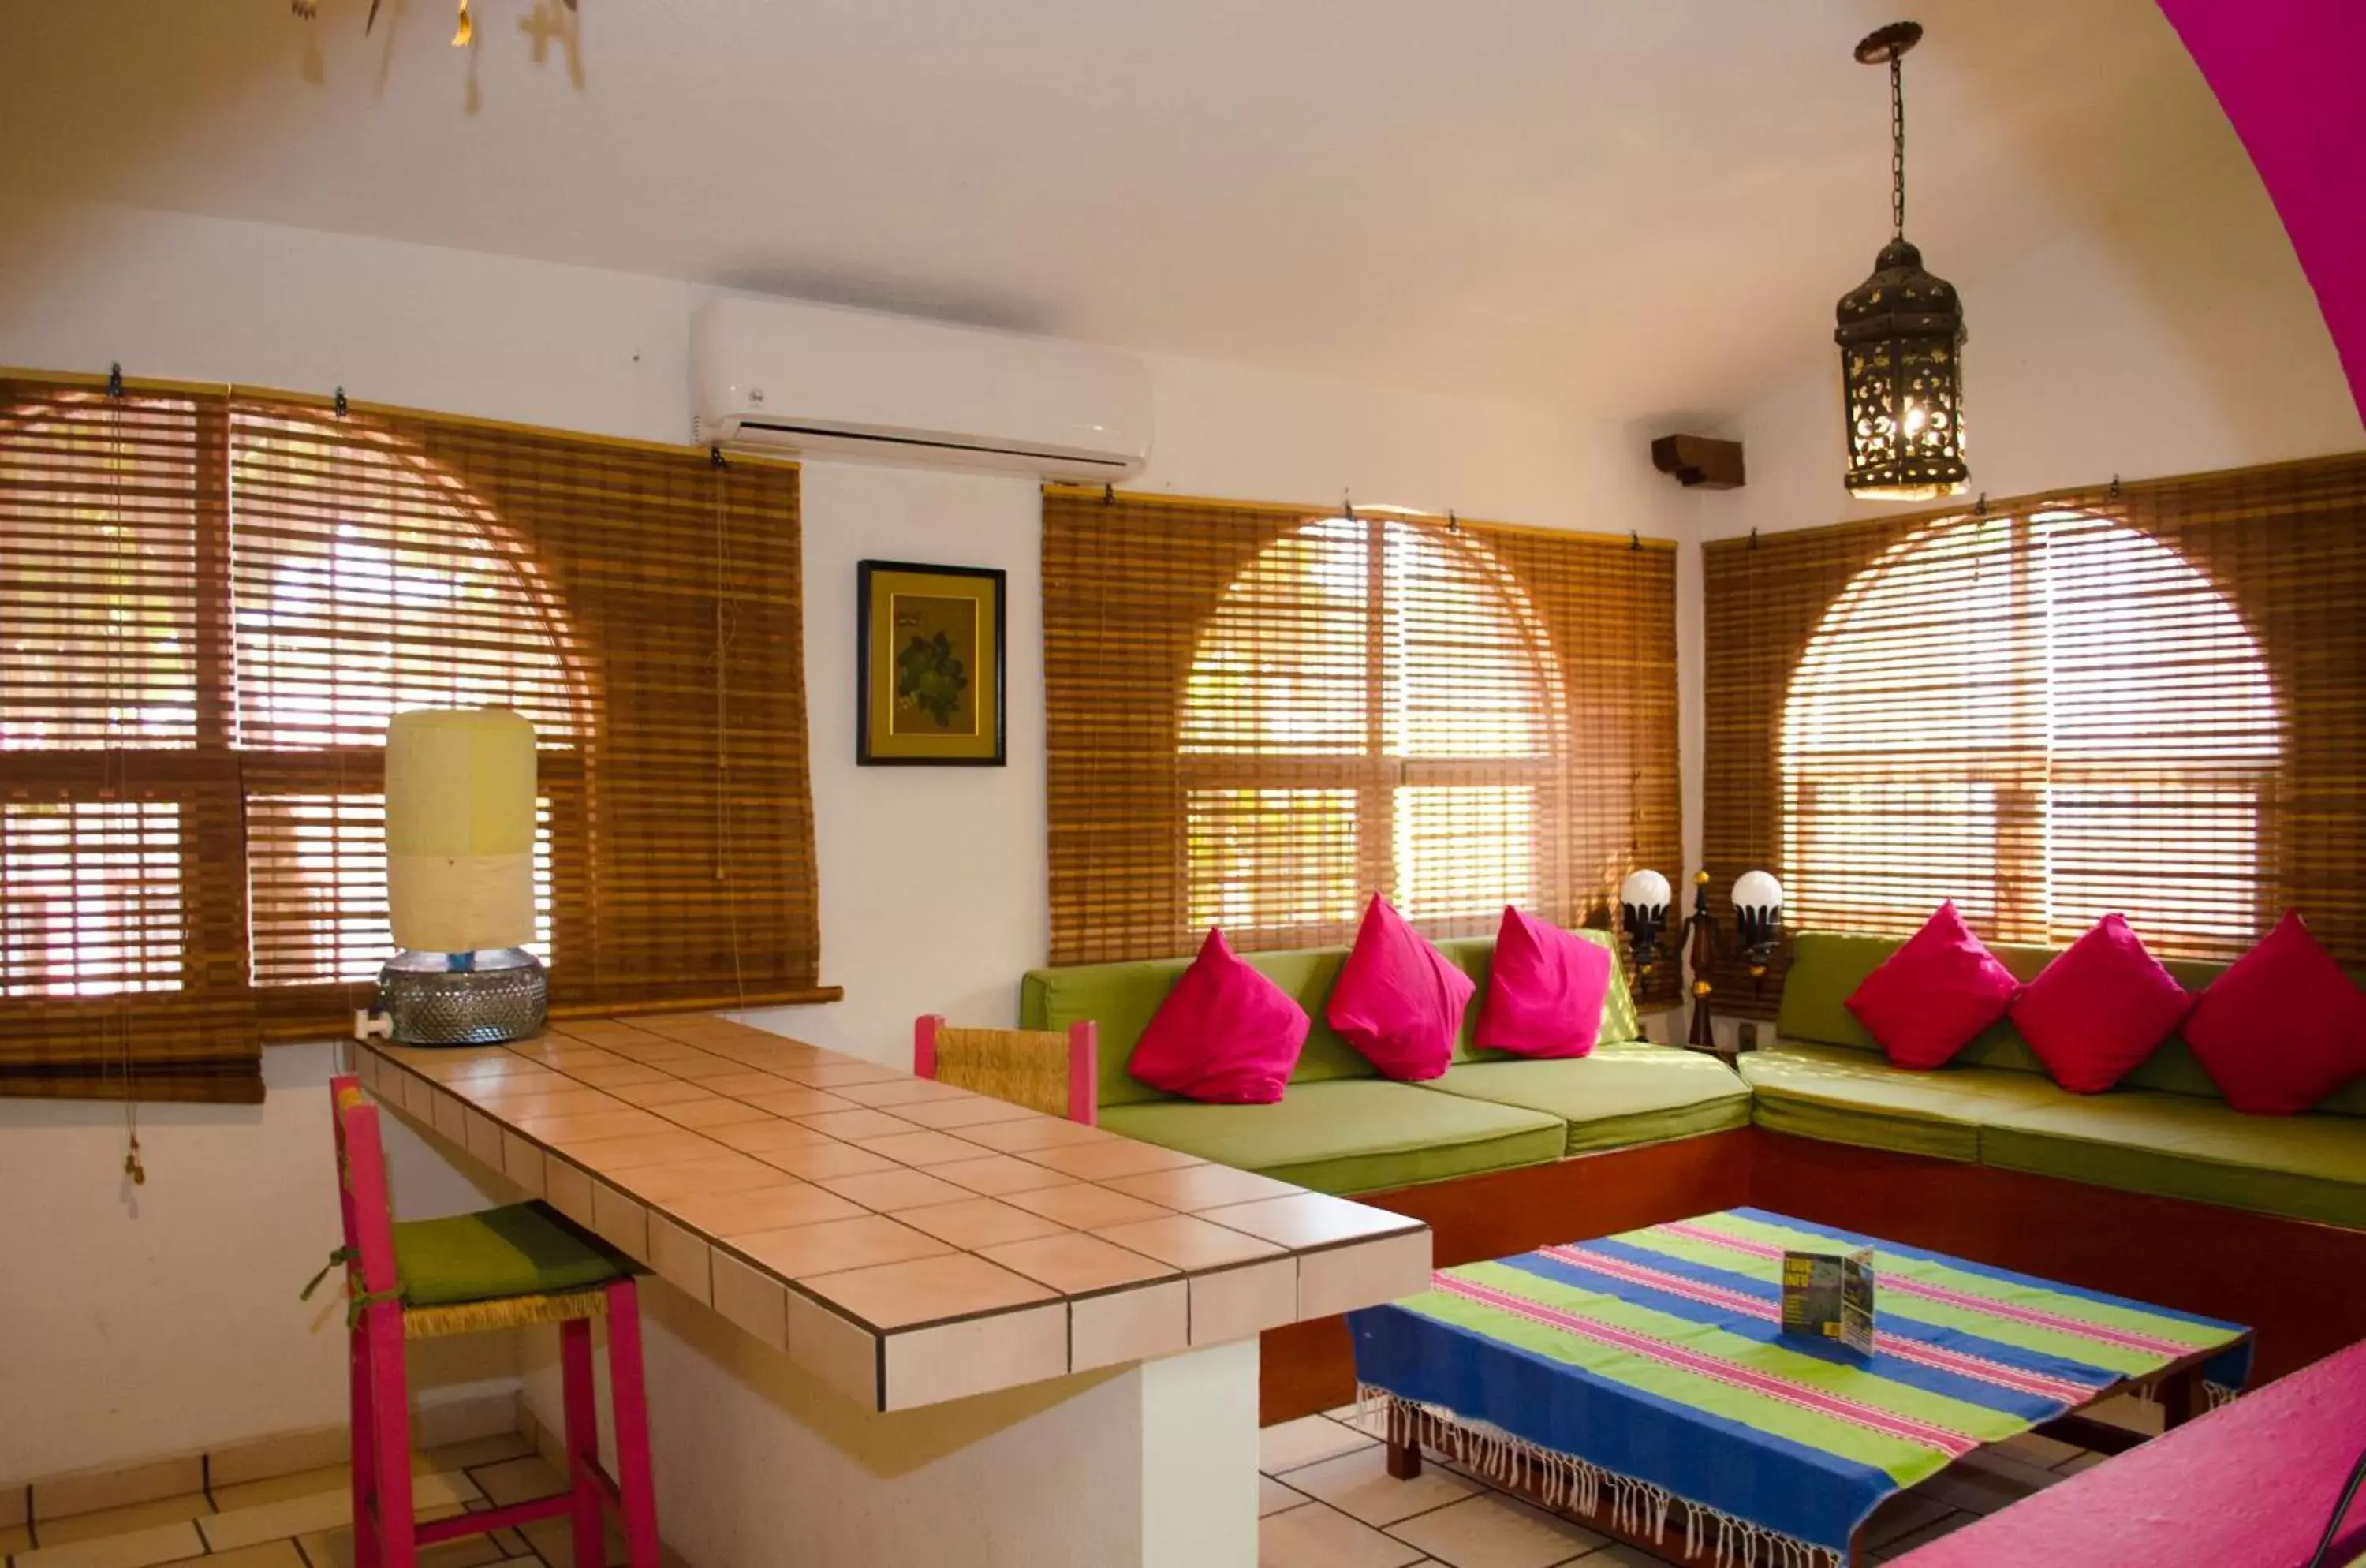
[691,297,1151,482]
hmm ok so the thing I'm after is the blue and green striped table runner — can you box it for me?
[1347,1208,2251,1566]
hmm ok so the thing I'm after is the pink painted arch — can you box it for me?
[2156,0,2366,422]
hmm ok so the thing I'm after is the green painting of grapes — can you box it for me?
[889,594,978,736]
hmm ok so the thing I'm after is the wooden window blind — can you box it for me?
[1703,450,2366,1017]
[0,374,832,1102]
[1045,487,1681,1007]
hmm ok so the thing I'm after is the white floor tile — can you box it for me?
[1262,1477,1313,1518]
[1952,1445,2066,1494]
[1857,1490,1957,1551]
[1868,1510,1976,1560]
[1995,1431,2083,1469]
[1259,1501,1428,1568]
[2079,1393,2163,1436]
[1260,1414,1377,1475]
[1907,1460,2049,1517]
[14,1519,207,1568]
[1276,1445,1480,1528]
[1383,1491,1606,1568]
[200,1471,480,1552]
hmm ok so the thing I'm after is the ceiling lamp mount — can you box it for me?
[1835,20,1969,503]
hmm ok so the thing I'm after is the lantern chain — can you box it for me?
[1890,46,1906,241]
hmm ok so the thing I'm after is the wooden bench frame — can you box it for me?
[1260,1126,2366,1424]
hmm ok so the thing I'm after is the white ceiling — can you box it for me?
[0,0,2240,421]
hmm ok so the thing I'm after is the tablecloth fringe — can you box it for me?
[1355,1384,1841,1568]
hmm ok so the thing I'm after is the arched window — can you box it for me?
[1782,509,2279,954]
[227,406,587,990]
[3,374,823,1101]
[0,394,588,1002]
[1180,514,1565,946]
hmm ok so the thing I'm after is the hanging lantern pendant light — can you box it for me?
[1835,21,1969,501]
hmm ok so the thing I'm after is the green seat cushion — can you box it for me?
[1739,1041,2074,1162]
[391,1201,634,1308]
[1094,1079,1566,1197]
[1980,1093,2366,1228]
[1422,1043,1750,1155]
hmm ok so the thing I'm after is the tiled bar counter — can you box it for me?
[351,1011,1431,1566]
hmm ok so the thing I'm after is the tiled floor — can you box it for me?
[17,1400,2134,1568]
[1256,1401,2132,1567]
[2,1438,620,1568]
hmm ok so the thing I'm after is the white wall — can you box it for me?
[1697,132,2362,547]
[0,194,1683,1480]
[0,1043,513,1480]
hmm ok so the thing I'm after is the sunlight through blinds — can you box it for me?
[0,375,829,1100]
[1703,452,2366,1016]
[1046,488,1681,1007]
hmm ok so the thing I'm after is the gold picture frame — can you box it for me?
[856,560,1006,766]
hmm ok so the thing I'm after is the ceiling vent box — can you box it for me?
[1651,435,1746,490]
[692,297,1151,481]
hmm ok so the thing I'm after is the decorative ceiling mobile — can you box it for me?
[1834,21,1969,502]
[289,0,577,43]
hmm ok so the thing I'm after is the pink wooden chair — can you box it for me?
[912,1016,1099,1125]
[319,1074,661,1568]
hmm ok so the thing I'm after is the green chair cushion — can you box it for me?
[1739,1041,2075,1163]
[1094,1079,1566,1196]
[1421,1043,1750,1155]
[1980,1092,2366,1229]
[391,1201,634,1308]
[1023,925,1643,1107]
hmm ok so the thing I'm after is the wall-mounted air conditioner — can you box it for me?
[691,297,1151,481]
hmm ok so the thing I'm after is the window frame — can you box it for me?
[1778,507,2282,954]
[1,373,833,1099]
[1177,511,1567,948]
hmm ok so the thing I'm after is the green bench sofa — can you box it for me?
[1748,931,2366,1229]
[1025,924,2366,1417]
[1019,929,1752,1196]
[1022,927,2366,1231]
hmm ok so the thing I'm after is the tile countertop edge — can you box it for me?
[346,1030,1434,1413]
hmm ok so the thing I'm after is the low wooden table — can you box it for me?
[1354,1208,2252,1568]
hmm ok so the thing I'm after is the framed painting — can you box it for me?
[856,560,1007,766]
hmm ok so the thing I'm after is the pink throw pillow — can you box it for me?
[1127,928,1309,1104]
[2013,914,2192,1094]
[1846,902,2020,1070]
[1327,896,1475,1081]
[2184,911,2366,1114]
[1476,907,1611,1059]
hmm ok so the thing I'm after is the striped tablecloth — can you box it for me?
[1347,1208,2252,1567]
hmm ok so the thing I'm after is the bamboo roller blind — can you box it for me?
[1045,487,1681,1007]
[0,375,830,1102]
[1703,450,2366,1017]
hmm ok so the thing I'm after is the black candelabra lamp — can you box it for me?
[1621,868,1785,1055]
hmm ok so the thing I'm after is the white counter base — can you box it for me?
[523,1279,1260,1568]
